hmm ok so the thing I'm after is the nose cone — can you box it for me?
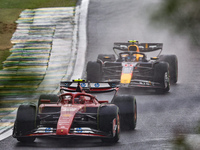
[57,128,68,135]
[56,115,73,135]
[120,73,132,84]
[56,106,80,135]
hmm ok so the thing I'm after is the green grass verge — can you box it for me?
[0,0,77,69]
[0,0,77,9]
[0,50,11,70]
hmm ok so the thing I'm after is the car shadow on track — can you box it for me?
[14,136,120,148]
[117,82,179,96]
[117,87,167,96]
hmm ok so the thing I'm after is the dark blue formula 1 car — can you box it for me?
[87,40,178,93]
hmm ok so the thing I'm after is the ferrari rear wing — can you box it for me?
[60,79,119,93]
[113,42,163,52]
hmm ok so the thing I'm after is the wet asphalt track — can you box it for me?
[1,0,200,149]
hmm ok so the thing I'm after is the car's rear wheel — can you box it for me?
[13,105,36,142]
[159,55,178,84]
[86,61,102,82]
[153,62,170,93]
[112,95,137,130]
[98,105,120,143]
[38,94,59,107]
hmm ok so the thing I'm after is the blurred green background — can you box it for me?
[151,0,200,46]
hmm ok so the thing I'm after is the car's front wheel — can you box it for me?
[159,55,178,84]
[112,95,137,130]
[153,62,170,93]
[98,105,120,143]
[13,105,37,142]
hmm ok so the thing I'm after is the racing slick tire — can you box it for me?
[153,62,170,93]
[98,105,120,143]
[159,55,178,84]
[112,95,137,130]
[38,94,59,107]
[86,61,102,82]
[97,54,116,63]
[13,104,36,142]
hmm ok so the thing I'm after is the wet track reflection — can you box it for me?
[1,0,200,149]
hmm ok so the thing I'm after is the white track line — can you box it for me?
[0,129,13,141]
[71,0,89,79]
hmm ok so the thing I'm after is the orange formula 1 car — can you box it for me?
[13,79,137,143]
[87,40,178,93]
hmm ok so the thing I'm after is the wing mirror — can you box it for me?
[151,57,158,60]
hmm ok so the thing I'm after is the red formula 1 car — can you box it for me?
[13,79,137,143]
